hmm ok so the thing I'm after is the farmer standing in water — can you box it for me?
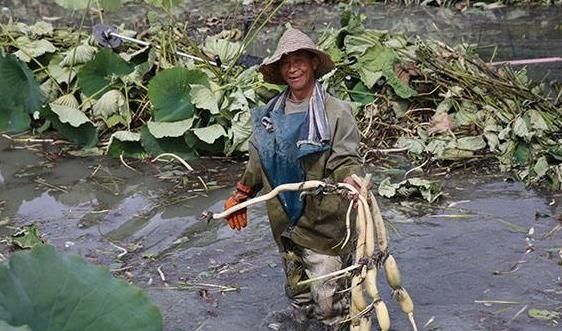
[223,27,363,330]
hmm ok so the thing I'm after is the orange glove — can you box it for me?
[224,182,252,231]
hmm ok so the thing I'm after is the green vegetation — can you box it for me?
[1,1,562,193]
[0,244,162,331]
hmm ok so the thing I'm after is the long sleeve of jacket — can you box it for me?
[325,97,364,182]
[238,135,264,196]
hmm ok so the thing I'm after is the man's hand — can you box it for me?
[224,182,252,231]
[343,175,371,206]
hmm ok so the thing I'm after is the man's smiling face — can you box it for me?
[279,50,319,99]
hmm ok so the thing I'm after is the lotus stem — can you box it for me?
[152,153,194,172]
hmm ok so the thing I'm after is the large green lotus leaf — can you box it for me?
[0,245,162,331]
[0,105,30,132]
[0,321,31,331]
[107,131,146,158]
[147,118,195,138]
[78,48,133,98]
[41,106,97,147]
[148,68,209,122]
[140,126,196,160]
[0,54,41,115]
[55,0,123,11]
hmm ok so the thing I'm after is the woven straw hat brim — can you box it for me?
[258,28,335,85]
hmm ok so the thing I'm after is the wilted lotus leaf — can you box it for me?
[10,224,44,249]
[0,245,162,331]
[428,112,456,135]
[55,0,123,11]
[203,37,242,65]
[61,44,98,67]
[93,89,127,120]
[147,118,195,138]
[52,93,80,109]
[192,124,227,144]
[190,84,220,114]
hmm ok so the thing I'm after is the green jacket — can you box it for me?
[240,95,363,255]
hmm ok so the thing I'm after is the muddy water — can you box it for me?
[1,1,562,331]
[1,136,561,331]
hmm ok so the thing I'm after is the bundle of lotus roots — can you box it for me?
[203,175,418,331]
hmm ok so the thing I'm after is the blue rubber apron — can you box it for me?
[251,99,328,225]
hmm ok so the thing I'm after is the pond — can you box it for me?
[0,1,561,330]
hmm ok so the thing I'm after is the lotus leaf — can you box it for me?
[513,116,531,140]
[144,0,183,10]
[28,21,53,37]
[0,105,30,133]
[107,131,145,158]
[49,104,91,127]
[60,44,98,67]
[192,124,227,144]
[10,224,43,249]
[122,47,156,85]
[528,308,560,321]
[13,37,56,62]
[203,37,242,65]
[47,55,77,85]
[148,68,209,122]
[147,118,195,138]
[140,126,196,160]
[52,94,80,109]
[0,245,162,331]
[78,48,133,98]
[534,156,549,178]
[55,0,123,11]
[396,137,425,155]
[39,79,60,104]
[227,88,250,113]
[378,178,398,198]
[93,90,127,121]
[226,110,252,154]
[353,44,416,98]
[0,54,41,115]
[0,321,31,331]
[190,84,220,114]
[42,106,97,147]
[528,109,549,131]
[514,142,530,166]
[456,136,486,151]
[349,81,375,105]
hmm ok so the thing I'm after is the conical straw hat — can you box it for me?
[259,28,335,85]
